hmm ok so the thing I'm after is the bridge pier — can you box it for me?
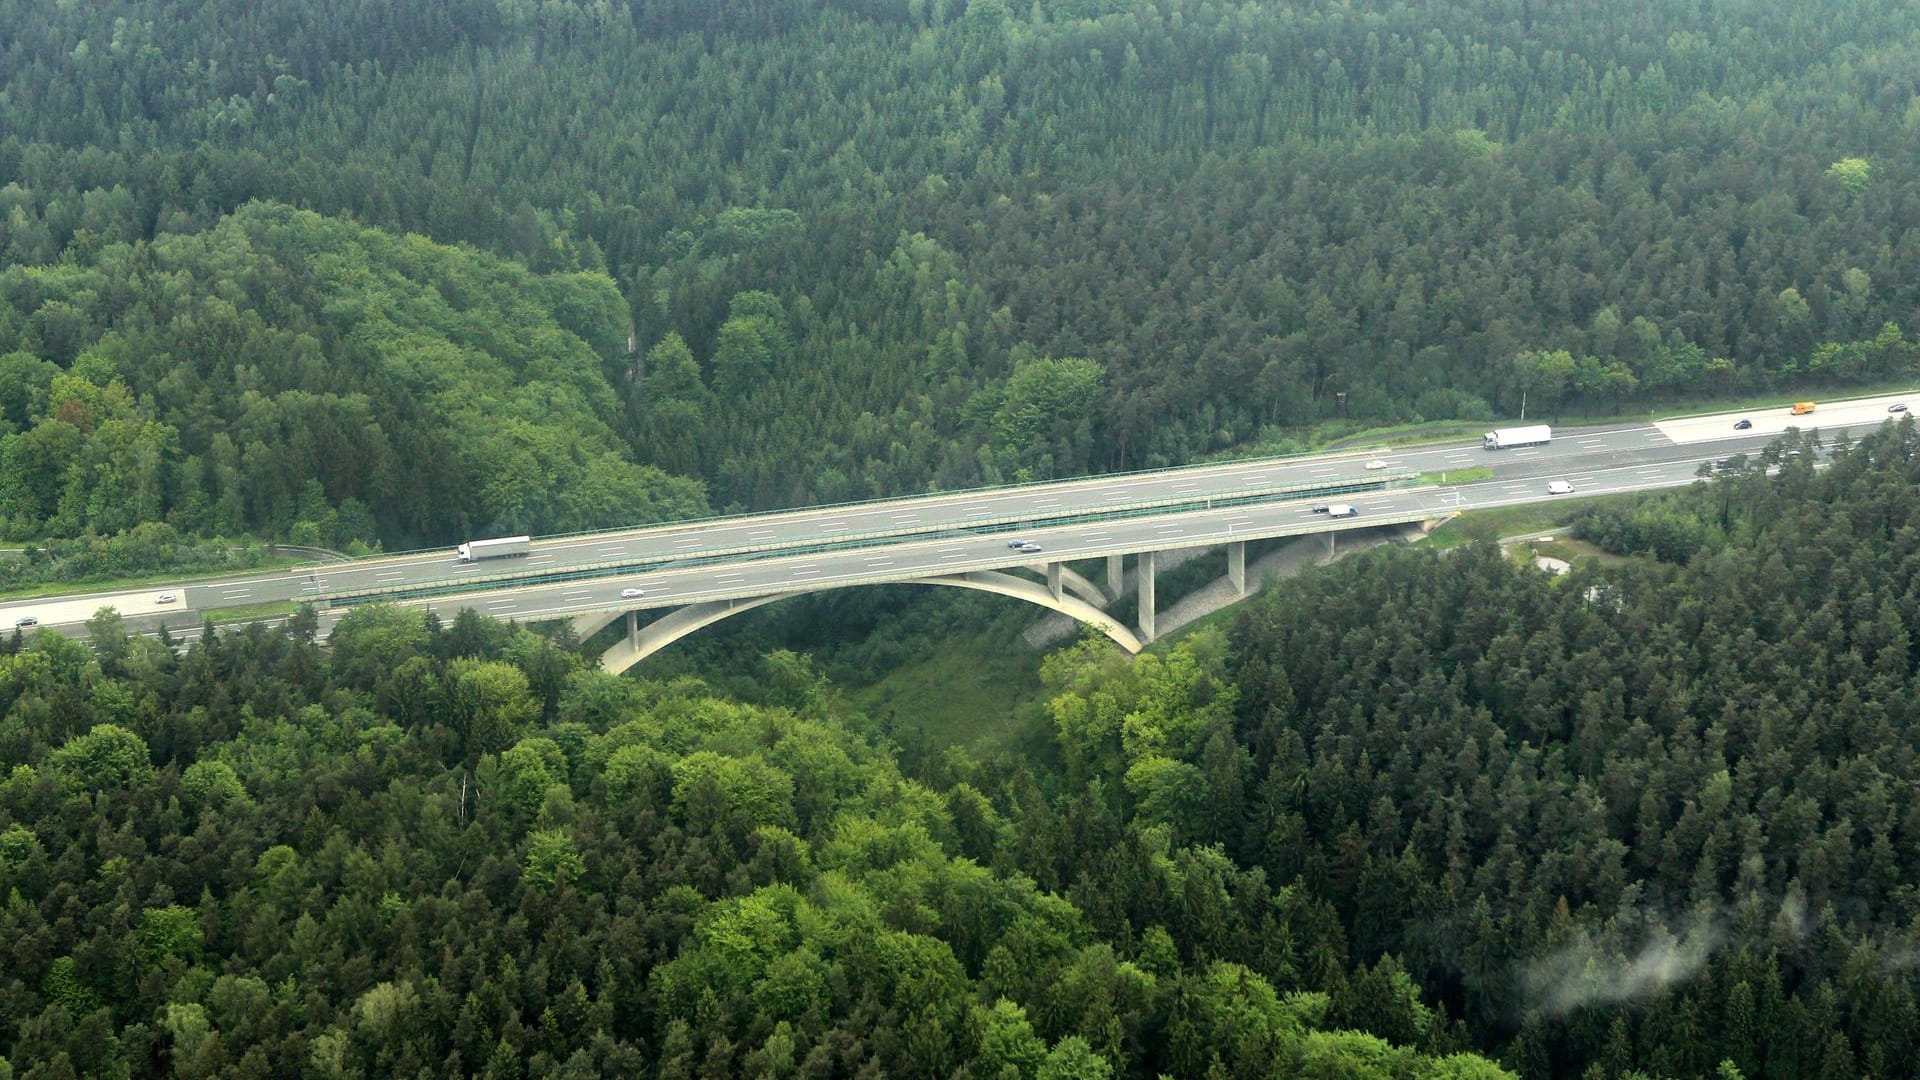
[1046,562,1063,600]
[626,610,638,645]
[1107,553,1125,592]
[1227,541,1246,596]
[1137,550,1157,642]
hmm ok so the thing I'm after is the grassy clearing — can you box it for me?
[1424,490,1646,550]
[845,610,1052,760]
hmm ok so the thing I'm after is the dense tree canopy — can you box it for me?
[3,0,1919,537]
[0,203,705,548]
[0,606,1510,1078]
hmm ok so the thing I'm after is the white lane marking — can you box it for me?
[485,599,516,607]
[942,553,967,560]
[1226,520,1251,528]
[1082,534,1112,541]
[1106,493,1130,501]
[791,569,820,577]
[892,515,920,524]
[375,571,404,580]
[715,574,746,584]
[596,547,627,556]
[821,525,848,533]
[675,538,701,546]
[527,555,554,563]
[865,559,894,567]
[969,509,992,516]
[1154,524,1184,532]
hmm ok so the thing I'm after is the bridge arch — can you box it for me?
[596,570,1142,674]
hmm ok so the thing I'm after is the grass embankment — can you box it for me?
[0,558,311,601]
[1415,466,1495,485]
[197,601,299,624]
[1425,489,1649,550]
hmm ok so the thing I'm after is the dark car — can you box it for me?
[1006,539,1027,548]
[1310,504,1332,514]
[1712,459,1733,471]
[1733,418,1753,430]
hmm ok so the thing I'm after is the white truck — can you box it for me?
[1483,424,1552,450]
[1325,504,1360,518]
[457,535,532,562]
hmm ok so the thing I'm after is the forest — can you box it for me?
[2,0,1920,546]
[9,402,1920,1078]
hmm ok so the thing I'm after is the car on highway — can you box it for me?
[1364,459,1389,470]
[156,592,177,604]
[1547,480,1575,495]
[1310,504,1331,514]
[1015,542,1043,554]
[1891,403,1909,413]
[14,616,36,629]
[1712,459,1733,472]
[1006,539,1027,548]
[620,587,645,599]
[1733,418,1753,430]
[1325,504,1360,518]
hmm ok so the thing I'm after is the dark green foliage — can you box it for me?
[1211,419,1920,1075]
[5,0,1920,543]
[0,605,1504,1078]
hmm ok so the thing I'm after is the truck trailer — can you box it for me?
[1483,424,1552,450]
[457,535,532,562]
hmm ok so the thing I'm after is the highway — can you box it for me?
[4,389,1910,636]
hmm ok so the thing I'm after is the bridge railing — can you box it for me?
[328,446,1432,564]
[314,475,1421,608]
[323,503,1450,615]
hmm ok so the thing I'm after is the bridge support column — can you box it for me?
[626,610,638,645]
[1046,562,1063,600]
[1107,553,1125,592]
[1227,541,1246,596]
[1137,551,1157,643]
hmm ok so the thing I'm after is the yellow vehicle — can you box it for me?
[1791,401,1817,415]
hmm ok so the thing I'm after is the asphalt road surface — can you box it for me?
[5,390,1909,632]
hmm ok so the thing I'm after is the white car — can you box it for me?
[155,593,177,604]
[1364,459,1389,470]
[1547,480,1575,495]
[619,587,645,599]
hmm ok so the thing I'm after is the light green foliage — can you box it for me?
[49,723,151,790]
[1122,755,1210,840]
[41,956,101,1015]
[989,356,1105,479]
[498,737,567,823]
[976,999,1048,1079]
[1037,1036,1113,1080]
[670,749,796,833]
[139,904,202,966]
[180,759,247,810]
[443,658,538,762]
[1827,157,1870,192]
[523,829,585,888]
[354,980,418,1038]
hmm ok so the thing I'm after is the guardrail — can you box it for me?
[316,475,1419,608]
[353,444,1436,562]
[330,503,1449,617]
